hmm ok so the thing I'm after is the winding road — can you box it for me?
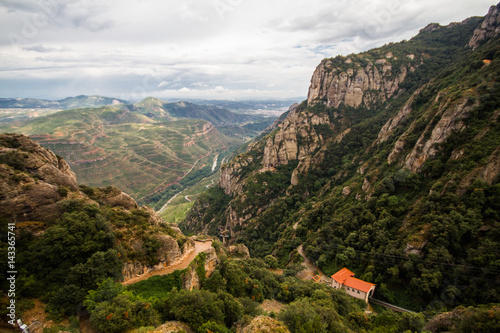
[122,240,213,286]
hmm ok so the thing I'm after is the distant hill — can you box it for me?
[0,95,129,109]
[134,97,259,125]
[0,104,241,199]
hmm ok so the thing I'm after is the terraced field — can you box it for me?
[0,104,241,200]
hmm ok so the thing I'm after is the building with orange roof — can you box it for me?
[331,267,376,303]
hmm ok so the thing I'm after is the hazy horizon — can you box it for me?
[1,0,495,101]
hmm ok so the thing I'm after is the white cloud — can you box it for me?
[0,0,495,100]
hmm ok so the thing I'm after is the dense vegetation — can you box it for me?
[79,255,438,333]
[0,192,187,325]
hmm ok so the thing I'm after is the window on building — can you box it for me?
[357,290,360,294]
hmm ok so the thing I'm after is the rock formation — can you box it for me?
[238,316,290,333]
[229,244,251,259]
[307,55,408,108]
[0,134,80,222]
[182,247,220,290]
[468,3,500,50]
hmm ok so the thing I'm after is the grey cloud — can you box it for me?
[0,0,41,13]
[55,0,115,31]
[23,44,58,52]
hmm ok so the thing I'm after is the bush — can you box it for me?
[265,255,279,269]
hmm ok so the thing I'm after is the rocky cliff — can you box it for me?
[307,53,409,108]
[0,133,80,222]
[468,2,500,50]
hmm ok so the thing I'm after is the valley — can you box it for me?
[1,3,500,333]
[0,97,282,209]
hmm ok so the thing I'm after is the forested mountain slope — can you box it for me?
[182,4,500,311]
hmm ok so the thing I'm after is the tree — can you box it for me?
[265,255,279,269]
[164,289,226,331]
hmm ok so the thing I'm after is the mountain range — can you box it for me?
[0,97,279,204]
[0,95,129,109]
[1,3,500,333]
[182,3,500,312]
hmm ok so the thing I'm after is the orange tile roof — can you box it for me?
[344,276,376,293]
[331,267,355,284]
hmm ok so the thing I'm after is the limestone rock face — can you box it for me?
[122,261,148,281]
[263,110,330,178]
[182,246,220,290]
[122,238,195,282]
[97,190,137,210]
[219,154,254,196]
[238,316,290,333]
[1,133,78,188]
[156,235,183,265]
[468,3,500,50]
[375,86,424,145]
[0,134,79,222]
[203,247,219,277]
[404,97,477,172]
[229,244,250,260]
[182,265,200,291]
[307,56,408,108]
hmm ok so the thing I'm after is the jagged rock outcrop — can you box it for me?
[468,3,500,50]
[0,133,78,188]
[404,96,477,172]
[96,189,138,210]
[220,154,255,196]
[122,261,149,282]
[307,55,408,108]
[182,247,219,290]
[0,134,81,222]
[375,86,425,145]
[262,110,330,176]
[229,244,250,259]
[238,316,290,333]
[122,237,196,281]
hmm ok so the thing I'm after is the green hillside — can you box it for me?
[0,104,241,200]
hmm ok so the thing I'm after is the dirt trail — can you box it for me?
[296,244,332,284]
[122,240,213,286]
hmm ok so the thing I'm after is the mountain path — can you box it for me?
[297,244,332,284]
[122,240,213,286]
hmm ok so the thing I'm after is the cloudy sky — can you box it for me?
[0,0,495,101]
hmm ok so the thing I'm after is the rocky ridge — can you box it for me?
[468,2,500,50]
[307,53,410,108]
